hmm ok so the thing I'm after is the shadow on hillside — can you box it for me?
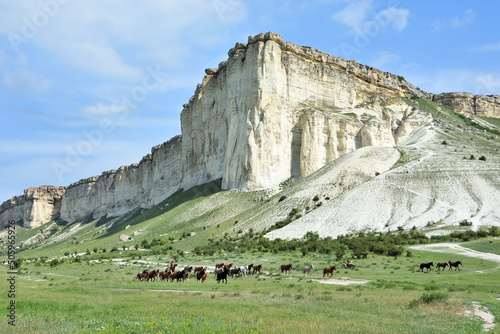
[94,179,223,240]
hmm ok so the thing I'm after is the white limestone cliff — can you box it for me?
[0,186,65,229]
[3,32,495,228]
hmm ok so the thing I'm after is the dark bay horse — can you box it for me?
[253,264,263,275]
[436,262,448,271]
[420,262,433,272]
[280,264,293,275]
[448,260,463,271]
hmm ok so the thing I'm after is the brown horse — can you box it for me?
[323,266,337,278]
[215,262,225,269]
[448,260,463,271]
[170,269,186,282]
[436,262,448,271]
[197,268,207,282]
[230,267,241,278]
[247,264,254,274]
[280,264,293,275]
[142,269,158,282]
[253,264,263,275]
[159,269,172,281]
[194,266,205,273]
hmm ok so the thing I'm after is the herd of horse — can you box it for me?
[136,262,264,284]
[419,260,463,272]
[136,262,340,283]
[136,259,464,283]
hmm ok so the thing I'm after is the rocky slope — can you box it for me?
[1,32,499,230]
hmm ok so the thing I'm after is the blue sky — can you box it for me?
[1,0,499,202]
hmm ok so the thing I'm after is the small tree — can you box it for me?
[334,244,347,261]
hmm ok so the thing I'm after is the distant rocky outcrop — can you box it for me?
[1,32,496,229]
[0,186,65,229]
[432,92,500,118]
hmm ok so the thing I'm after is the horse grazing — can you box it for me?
[253,264,263,275]
[303,264,314,276]
[436,262,448,271]
[280,264,293,275]
[323,266,337,278]
[420,262,433,272]
[197,268,207,283]
[216,267,229,284]
[448,260,463,271]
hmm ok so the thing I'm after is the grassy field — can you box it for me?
[1,240,499,333]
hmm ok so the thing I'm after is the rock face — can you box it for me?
[0,32,471,229]
[432,92,500,118]
[181,31,429,192]
[60,136,182,223]
[0,186,65,229]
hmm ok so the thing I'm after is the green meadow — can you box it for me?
[1,239,499,333]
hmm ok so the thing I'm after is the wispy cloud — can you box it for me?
[332,0,409,34]
[2,68,51,93]
[332,0,373,30]
[432,9,476,31]
[404,68,500,95]
[369,52,400,69]
[477,42,500,52]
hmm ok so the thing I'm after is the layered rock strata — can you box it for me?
[1,32,438,228]
[432,92,500,118]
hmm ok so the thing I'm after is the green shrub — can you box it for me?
[420,292,448,304]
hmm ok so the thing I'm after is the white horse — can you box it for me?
[239,265,248,276]
[303,264,314,276]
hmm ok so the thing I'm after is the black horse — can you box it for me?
[216,267,229,284]
[420,262,433,272]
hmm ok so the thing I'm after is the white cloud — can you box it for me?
[432,9,476,31]
[2,68,51,92]
[332,0,409,34]
[478,42,500,52]
[450,9,476,27]
[332,0,373,30]
[375,7,409,31]
[81,102,126,115]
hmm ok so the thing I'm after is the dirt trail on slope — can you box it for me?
[409,243,498,332]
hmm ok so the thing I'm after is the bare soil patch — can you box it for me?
[314,277,369,285]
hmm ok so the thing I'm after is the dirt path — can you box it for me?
[409,243,500,263]
[409,243,498,332]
